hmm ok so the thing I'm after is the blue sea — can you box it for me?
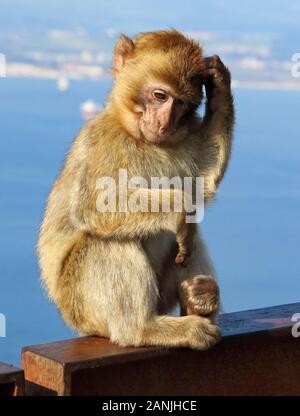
[0,78,299,365]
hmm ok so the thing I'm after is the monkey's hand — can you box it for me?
[175,221,196,267]
[203,55,231,109]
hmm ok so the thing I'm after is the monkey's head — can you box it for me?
[111,30,205,144]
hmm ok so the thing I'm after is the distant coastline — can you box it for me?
[231,80,300,91]
[2,28,299,91]
[3,67,300,91]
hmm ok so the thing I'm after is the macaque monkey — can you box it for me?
[38,30,234,350]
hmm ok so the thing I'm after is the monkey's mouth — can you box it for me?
[140,122,177,144]
[144,130,176,144]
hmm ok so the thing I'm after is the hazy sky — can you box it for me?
[1,0,300,34]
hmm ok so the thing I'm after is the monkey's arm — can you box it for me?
[197,55,235,200]
[70,182,196,264]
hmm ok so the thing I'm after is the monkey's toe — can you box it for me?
[181,275,220,316]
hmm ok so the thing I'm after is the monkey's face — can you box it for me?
[137,83,199,144]
[123,57,204,144]
[112,30,205,144]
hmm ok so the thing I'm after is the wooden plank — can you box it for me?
[22,302,300,395]
[0,362,24,396]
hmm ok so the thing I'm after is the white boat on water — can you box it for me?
[80,100,102,121]
[57,77,70,92]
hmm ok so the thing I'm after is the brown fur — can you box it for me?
[38,30,234,350]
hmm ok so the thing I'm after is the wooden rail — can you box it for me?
[0,362,24,396]
[22,302,300,396]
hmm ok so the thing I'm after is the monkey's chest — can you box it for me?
[130,148,198,183]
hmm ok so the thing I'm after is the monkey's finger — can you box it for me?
[175,251,190,265]
[202,68,225,79]
[202,68,217,79]
[175,249,193,267]
[202,68,230,89]
[204,55,224,69]
[175,251,185,264]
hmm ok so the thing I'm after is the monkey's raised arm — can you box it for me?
[197,55,235,200]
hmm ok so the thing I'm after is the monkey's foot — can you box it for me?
[187,315,221,350]
[181,275,220,316]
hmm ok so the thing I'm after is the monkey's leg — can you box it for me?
[67,235,220,350]
[160,229,221,319]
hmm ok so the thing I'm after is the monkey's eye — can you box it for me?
[152,89,169,102]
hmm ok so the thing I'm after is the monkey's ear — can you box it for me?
[112,34,135,77]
